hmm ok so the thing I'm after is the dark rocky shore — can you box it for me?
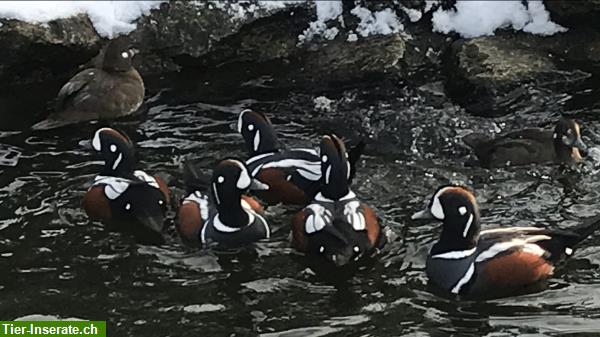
[1,0,599,126]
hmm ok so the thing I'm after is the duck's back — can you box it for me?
[464,128,555,167]
[58,68,144,119]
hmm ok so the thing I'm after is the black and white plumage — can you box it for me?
[412,185,600,299]
[82,128,169,241]
[292,134,384,269]
[237,109,364,205]
[32,36,144,130]
[177,159,270,247]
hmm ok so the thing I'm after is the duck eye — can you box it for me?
[322,155,328,163]
[125,203,131,210]
[121,52,129,59]
[248,124,254,131]
[458,206,467,215]
[353,246,360,253]
[319,246,325,253]
[217,176,225,183]
[110,144,117,153]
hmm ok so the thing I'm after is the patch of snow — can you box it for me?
[0,1,164,37]
[432,0,566,38]
[522,0,567,35]
[298,1,343,43]
[401,6,422,22]
[351,6,403,37]
[347,32,358,42]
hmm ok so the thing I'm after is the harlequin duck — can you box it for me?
[177,159,269,247]
[412,185,600,299]
[32,36,144,130]
[291,134,385,269]
[82,128,170,242]
[463,118,587,168]
[238,109,364,205]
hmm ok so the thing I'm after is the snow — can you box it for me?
[0,1,164,37]
[351,6,403,37]
[432,1,566,38]
[298,1,343,43]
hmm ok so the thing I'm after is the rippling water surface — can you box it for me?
[1,74,600,336]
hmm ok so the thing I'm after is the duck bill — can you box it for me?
[137,215,164,234]
[573,138,587,151]
[249,179,269,191]
[328,253,351,267]
[411,209,434,220]
[79,139,93,151]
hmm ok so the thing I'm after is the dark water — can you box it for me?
[2,72,600,337]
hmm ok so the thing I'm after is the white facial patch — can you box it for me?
[552,133,557,139]
[325,165,331,184]
[463,214,473,237]
[565,247,573,255]
[319,246,325,253]
[110,144,117,153]
[253,130,260,152]
[158,200,164,205]
[322,155,328,163]
[458,206,467,215]
[125,203,131,210]
[92,128,109,151]
[248,124,254,131]
[112,153,122,171]
[217,176,225,183]
[121,51,129,58]
[353,246,360,253]
[212,183,221,205]
[562,135,570,146]
[430,187,454,220]
[230,160,251,189]
[237,110,250,133]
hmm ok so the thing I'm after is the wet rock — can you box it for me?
[445,33,591,117]
[545,0,600,30]
[0,14,101,86]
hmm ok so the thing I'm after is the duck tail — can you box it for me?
[572,214,600,247]
[182,160,210,195]
[348,140,366,184]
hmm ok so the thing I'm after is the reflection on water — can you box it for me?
[0,74,600,336]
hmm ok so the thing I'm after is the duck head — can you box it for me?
[319,134,351,200]
[412,185,481,253]
[553,118,587,161]
[103,36,138,72]
[237,109,279,156]
[211,159,253,227]
[90,128,136,177]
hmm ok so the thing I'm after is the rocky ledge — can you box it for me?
[1,0,600,121]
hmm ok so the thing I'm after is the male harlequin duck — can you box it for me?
[463,118,587,168]
[32,36,144,130]
[291,134,385,268]
[238,109,364,205]
[82,128,170,242]
[412,185,600,299]
[177,159,269,247]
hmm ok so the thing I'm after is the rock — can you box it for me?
[545,0,600,30]
[298,33,406,86]
[0,14,101,86]
[130,1,308,74]
[444,33,591,117]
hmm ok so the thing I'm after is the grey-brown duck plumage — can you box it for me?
[32,36,144,130]
[463,118,587,168]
